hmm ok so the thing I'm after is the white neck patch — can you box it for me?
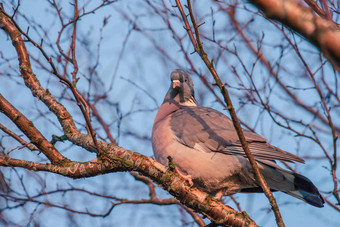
[180,98,197,107]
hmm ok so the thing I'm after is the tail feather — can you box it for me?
[283,173,324,207]
[257,160,324,207]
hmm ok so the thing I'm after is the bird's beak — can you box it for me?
[172,79,180,89]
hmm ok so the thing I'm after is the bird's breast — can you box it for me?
[152,114,256,194]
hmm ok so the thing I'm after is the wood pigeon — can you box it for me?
[152,69,324,207]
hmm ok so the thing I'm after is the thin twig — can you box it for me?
[175,0,285,226]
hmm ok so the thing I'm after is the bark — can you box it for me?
[250,0,340,71]
[0,8,257,227]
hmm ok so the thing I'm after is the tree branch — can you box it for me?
[0,7,79,137]
[0,123,38,151]
[0,5,258,224]
[0,94,68,164]
[249,0,340,71]
[175,0,285,226]
[0,141,257,226]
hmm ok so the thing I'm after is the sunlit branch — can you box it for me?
[174,0,284,226]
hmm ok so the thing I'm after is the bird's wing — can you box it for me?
[170,106,304,163]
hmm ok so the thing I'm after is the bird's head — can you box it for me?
[163,69,196,106]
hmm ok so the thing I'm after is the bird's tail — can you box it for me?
[257,160,324,207]
[280,171,324,207]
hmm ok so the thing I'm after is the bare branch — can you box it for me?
[0,143,257,226]
[0,123,38,151]
[0,94,68,164]
[175,0,284,226]
[249,0,340,71]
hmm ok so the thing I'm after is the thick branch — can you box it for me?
[0,123,38,151]
[0,6,104,155]
[0,94,68,164]
[0,8,79,137]
[250,0,340,71]
[0,141,257,226]
[0,7,258,221]
[222,5,340,134]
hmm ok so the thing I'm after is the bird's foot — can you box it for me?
[175,167,193,187]
[215,191,223,200]
[167,156,193,186]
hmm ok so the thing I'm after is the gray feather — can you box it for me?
[170,106,304,163]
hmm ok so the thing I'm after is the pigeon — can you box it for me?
[152,69,324,207]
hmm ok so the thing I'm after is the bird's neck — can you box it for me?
[179,98,197,107]
[153,102,178,125]
[154,100,196,125]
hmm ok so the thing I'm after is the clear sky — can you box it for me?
[0,0,339,226]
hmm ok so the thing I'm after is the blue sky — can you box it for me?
[0,0,339,226]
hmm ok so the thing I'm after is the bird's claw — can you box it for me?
[175,167,193,187]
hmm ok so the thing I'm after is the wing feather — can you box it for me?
[170,106,304,163]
